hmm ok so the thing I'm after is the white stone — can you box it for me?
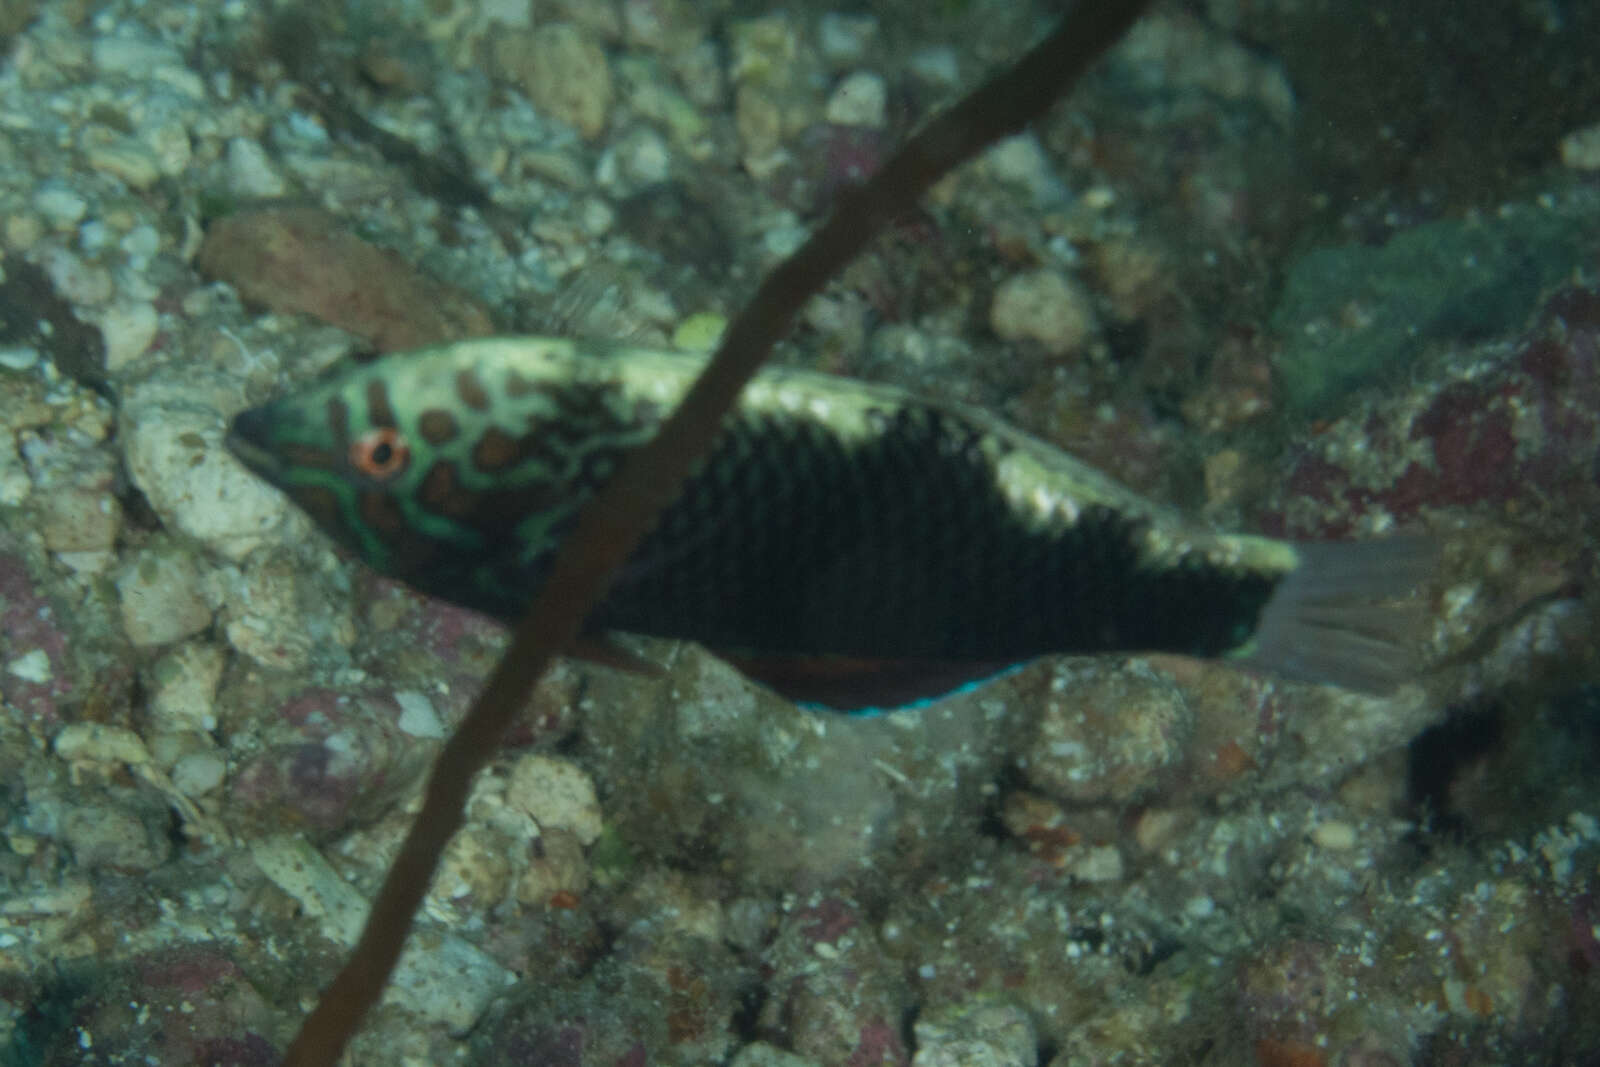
[1561,123,1600,171]
[222,554,315,671]
[171,751,227,797]
[144,121,192,178]
[84,135,163,191]
[990,269,1098,356]
[32,183,88,227]
[8,648,52,684]
[39,246,114,306]
[0,441,30,505]
[226,138,288,197]
[119,224,161,260]
[825,71,886,128]
[1070,844,1124,883]
[908,46,960,88]
[121,394,287,559]
[94,301,159,370]
[54,722,150,767]
[250,835,513,1030]
[149,642,227,733]
[505,754,603,845]
[1311,819,1359,851]
[117,545,212,646]
[984,133,1068,204]
[37,489,120,554]
[0,345,38,370]
[395,690,445,739]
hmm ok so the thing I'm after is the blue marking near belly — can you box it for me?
[802,661,1032,716]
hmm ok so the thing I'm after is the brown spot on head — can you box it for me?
[456,370,490,411]
[326,397,350,449]
[290,485,345,531]
[365,380,397,428]
[359,489,407,538]
[472,427,520,472]
[417,460,477,518]
[504,369,536,397]
[416,409,459,445]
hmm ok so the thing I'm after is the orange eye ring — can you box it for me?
[349,427,411,480]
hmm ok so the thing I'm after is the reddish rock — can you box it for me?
[0,551,75,731]
[197,207,495,353]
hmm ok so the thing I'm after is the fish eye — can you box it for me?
[349,427,410,480]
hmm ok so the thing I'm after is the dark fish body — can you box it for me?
[227,338,1430,705]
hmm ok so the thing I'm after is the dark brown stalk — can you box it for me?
[282,1,1152,1061]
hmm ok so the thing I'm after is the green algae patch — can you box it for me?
[1272,200,1600,417]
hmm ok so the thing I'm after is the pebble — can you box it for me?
[1310,819,1359,851]
[984,133,1069,204]
[618,60,711,155]
[1560,122,1600,171]
[1021,659,1192,805]
[221,553,319,671]
[505,753,603,845]
[120,388,288,560]
[7,648,51,684]
[116,542,212,647]
[225,137,289,197]
[912,999,1036,1067]
[144,120,192,178]
[196,207,496,352]
[147,641,227,733]
[499,22,613,140]
[514,827,590,906]
[0,345,38,370]
[1070,843,1125,883]
[619,0,700,53]
[673,311,727,351]
[53,722,149,767]
[908,46,961,88]
[249,834,365,945]
[729,13,801,86]
[94,300,159,370]
[432,824,515,911]
[251,833,514,1029]
[735,83,787,176]
[32,182,88,227]
[825,71,887,128]
[0,444,30,504]
[83,133,163,191]
[989,268,1099,357]
[38,245,114,306]
[36,488,120,567]
[1120,13,1294,126]
[394,689,445,739]
[598,125,673,192]
[170,750,226,797]
[60,802,166,871]
[817,13,878,65]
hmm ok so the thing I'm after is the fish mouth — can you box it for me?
[224,406,285,481]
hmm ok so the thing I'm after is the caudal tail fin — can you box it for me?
[1240,537,1439,693]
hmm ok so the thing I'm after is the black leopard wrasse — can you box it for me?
[226,337,1435,711]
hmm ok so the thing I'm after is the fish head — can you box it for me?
[225,340,652,617]
[226,353,451,581]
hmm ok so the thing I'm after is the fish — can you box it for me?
[225,336,1435,711]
